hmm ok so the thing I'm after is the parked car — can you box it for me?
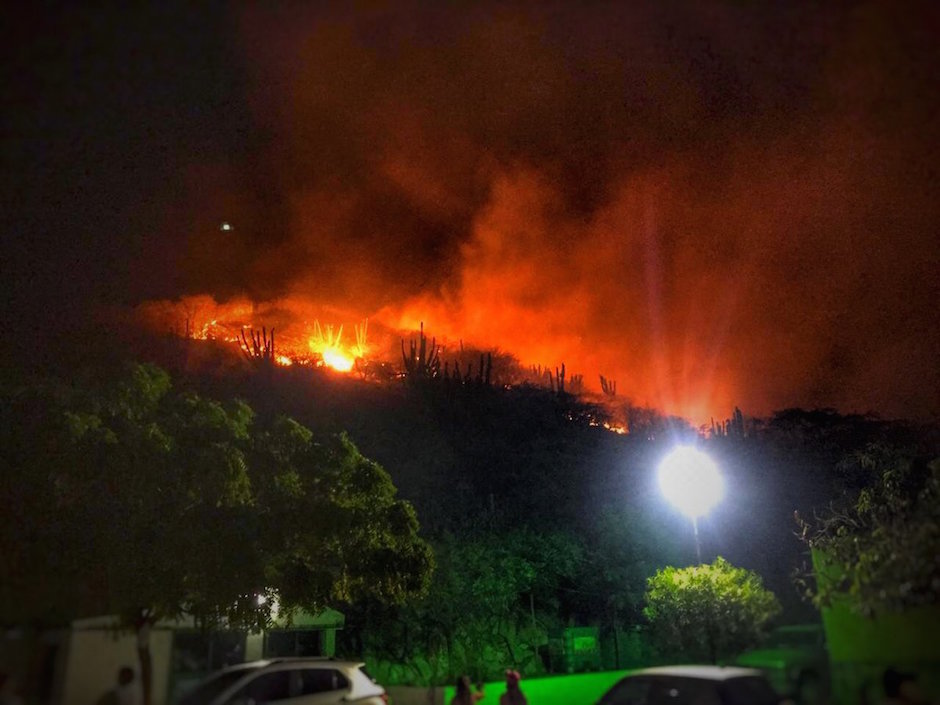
[176,657,387,705]
[596,665,783,705]
[735,624,828,703]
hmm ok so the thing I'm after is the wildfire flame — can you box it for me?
[321,348,354,372]
[135,297,374,374]
[132,296,663,434]
[308,320,366,373]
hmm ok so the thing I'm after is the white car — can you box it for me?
[597,665,784,705]
[177,658,387,705]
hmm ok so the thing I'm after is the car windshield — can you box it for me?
[177,667,257,705]
[720,676,780,705]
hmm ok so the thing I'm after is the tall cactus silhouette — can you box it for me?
[568,373,584,395]
[401,322,441,381]
[239,327,276,366]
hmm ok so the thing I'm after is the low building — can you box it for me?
[1,609,344,705]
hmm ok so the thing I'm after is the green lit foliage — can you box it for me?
[643,557,781,663]
[0,363,432,703]
[798,445,940,616]
[353,529,583,685]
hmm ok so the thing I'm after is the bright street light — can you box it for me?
[658,446,723,563]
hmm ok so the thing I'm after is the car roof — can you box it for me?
[630,665,765,681]
[262,657,365,666]
[281,659,366,669]
[215,658,366,675]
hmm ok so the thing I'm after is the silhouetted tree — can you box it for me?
[0,364,433,705]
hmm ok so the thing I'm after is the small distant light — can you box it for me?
[220,222,233,231]
[256,594,267,606]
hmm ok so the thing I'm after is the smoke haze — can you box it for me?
[5,1,937,421]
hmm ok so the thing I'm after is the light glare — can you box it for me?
[322,348,355,372]
[658,446,723,519]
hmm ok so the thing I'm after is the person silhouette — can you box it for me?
[451,675,484,705]
[96,667,141,705]
[882,668,928,705]
[499,670,527,705]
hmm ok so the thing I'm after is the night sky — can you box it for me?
[3,1,938,421]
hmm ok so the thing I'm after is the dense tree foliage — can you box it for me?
[575,507,686,628]
[0,363,432,704]
[643,557,781,663]
[5,330,939,688]
[799,444,940,616]
[348,528,584,685]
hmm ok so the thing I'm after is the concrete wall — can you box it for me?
[244,633,263,661]
[60,627,174,705]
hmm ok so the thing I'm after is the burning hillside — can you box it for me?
[40,2,932,426]
[133,294,539,386]
[136,295,383,374]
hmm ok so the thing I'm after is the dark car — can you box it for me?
[597,665,783,705]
